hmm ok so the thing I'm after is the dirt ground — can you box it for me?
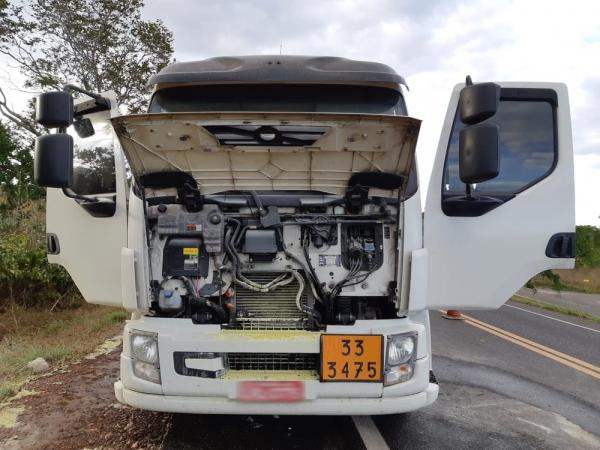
[0,345,171,450]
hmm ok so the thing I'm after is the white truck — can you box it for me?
[33,55,575,415]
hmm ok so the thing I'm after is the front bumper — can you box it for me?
[116,316,437,415]
[115,380,438,415]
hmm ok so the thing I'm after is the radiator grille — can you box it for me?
[227,353,319,371]
[234,272,309,330]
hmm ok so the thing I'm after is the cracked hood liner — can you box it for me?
[112,112,421,196]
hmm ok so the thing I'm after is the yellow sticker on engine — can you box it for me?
[183,247,199,256]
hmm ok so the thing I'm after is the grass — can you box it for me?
[0,303,128,402]
[530,268,600,294]
[0,385,16,400]
[108,310,128,323]
[511,294,600,324]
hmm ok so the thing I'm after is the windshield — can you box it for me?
[149,84,406,115]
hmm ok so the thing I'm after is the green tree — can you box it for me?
[575,225,600,268]
[0,121,42,207]
[0,0,173,136]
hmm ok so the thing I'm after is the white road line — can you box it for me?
[351,416,390,450]
[503,304,600,334]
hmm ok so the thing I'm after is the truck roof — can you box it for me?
[147,55,406,88]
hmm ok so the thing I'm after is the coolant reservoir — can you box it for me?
[158,278,187,311]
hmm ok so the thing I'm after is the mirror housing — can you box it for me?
[34,134,74,188]
[459,82,500,125]
[459,124,499,184]
[35,91,74,128]
[73,117,95,138]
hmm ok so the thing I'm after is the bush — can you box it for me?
[575,225,600,268]
[526,226,600,293]
[0,201,82,309]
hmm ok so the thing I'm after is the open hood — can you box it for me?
[112,112,420,197]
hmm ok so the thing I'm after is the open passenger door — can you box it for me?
[423,82,575,310]
[45,94,130,307]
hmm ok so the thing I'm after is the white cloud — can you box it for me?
[574,154,600,226]
[1,0,598,224]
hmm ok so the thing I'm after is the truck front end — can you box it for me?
[113,55,438,414]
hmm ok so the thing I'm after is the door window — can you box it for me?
[443,99,556,196]
[68,121,116,195]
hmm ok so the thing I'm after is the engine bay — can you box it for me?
[143,174,403,331]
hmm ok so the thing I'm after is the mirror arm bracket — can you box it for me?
[62,84,111,113]
[63,84,102,101]
[464,181,472,199]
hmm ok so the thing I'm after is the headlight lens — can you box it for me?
[385,333,416,386]
[386,335,415,366]
[130,331,160,384]
[133,360,161,384]
[131,333,159,365]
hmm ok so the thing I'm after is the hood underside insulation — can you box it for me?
[112,112,421,196]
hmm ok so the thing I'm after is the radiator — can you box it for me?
[233,272,309,330]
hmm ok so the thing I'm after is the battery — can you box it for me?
[162,237,209,277]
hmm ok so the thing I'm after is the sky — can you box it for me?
[1,0,599,224]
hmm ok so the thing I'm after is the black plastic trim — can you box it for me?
[46,233,60,255]
[77,198,116,217]
[545,232,576,258]
[429,370,438,385]
[173,352,221,378]
[442,194,513,217]
[72,97,111,117]
[138,186,405,208]
[500,88,558,106]
[348,171,404,190]
[139,171,199,190]
[405,162,418,200]
[147,55,406,87]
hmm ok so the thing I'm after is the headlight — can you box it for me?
[386,335,415,366]
[132,360,161,384]
[130,331,160,384]
[131,333,159,364]
[385,333,416,386]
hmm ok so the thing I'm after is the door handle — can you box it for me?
[46,233,60,255]
[545,233,575,258]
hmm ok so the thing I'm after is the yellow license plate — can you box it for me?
[320,335,383,382]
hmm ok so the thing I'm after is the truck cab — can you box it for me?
[34,55,575,415]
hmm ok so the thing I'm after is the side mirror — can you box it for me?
[34,134,74,188]
[35,91,74,128]
[459,82,500,125]
[459,123,499,184]
[73,117,95,138]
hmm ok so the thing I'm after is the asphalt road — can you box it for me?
[519,287,600,317]
[163,300,600,449]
